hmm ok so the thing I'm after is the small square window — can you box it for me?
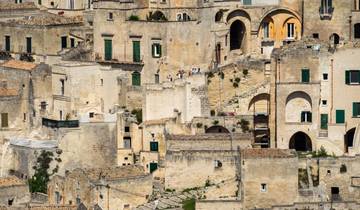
[323,73,328,80]
[152,43,161,58]
[89,112,94,118]
[124,157,128,160]
[322,100,327,106]
[260,183,267,192]
[124,126,130,132]
[108,12,113,20]
[313,33,319,39]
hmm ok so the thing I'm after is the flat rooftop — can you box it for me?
[1,59,37,71]
[0,2,37,11]
[242,148,296,159]
[0,176,26,188]
[166,133,252,141]
[81,165,147,182]
[4,13,83,26]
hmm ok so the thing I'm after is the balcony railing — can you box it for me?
[319,6,334,19]
[42,118,79,128]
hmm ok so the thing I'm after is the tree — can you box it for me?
[28,150,58,193]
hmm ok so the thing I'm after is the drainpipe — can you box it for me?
[330,59,334,124]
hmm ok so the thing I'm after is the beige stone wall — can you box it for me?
[196,200,242,210]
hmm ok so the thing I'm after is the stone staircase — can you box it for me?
[134,188,204,210]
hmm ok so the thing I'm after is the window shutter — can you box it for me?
[151,44,155,57]
[301,112,305,122]
[353,103,358,117]
[308,112,312,122]
[345,71,350,84]
[159,44,162,57]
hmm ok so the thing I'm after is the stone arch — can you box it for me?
[205,125,230,133]
[289,131,312,151]
[150,11,167,21]
[226,9,251,23]
[345,127,356,153]
[230,20,246,51]
[248,93,270,114]
[354,23,360,39]
[215,10,223,22]
[285,91,312,123]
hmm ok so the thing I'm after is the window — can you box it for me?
[55,192,61,204]
[323,73,328,80]
[301,111,312,123]
[260,183,267,192]
[76,197,81,205]
[313,33,319,39]
[321,114,328,130]
[60,79,65,95]
[38,0,41,5]
[243,0,252,5]
[150,141,158,152]
[132,41,141,62]
[100,79,103,86]
[301,68,310,83]
[263,22,269,38]
[322,100,327,106]
[320,0,333,14]
[132,71,141,86]
[152,43,161,58]
[214,160,222,168]
[70,38,75,48]
[26,37,32,53]
[345,70,360,84]
[355,23,360,39]
[68,0,74,9]
[336,110,345,124]
[108,12,113,20]
[155,74,160,84]
[5,36,10,52]
[89,112,94,118]
[104,39,112,61]
[124,137,131,149]
[40,101,47,111]
[51,1,54,6]
[331,187,340,200]
[149,162,158,173]
[176,13,190,21]
[287,23,295,39]
[1,113,8,128]
[124,126,130,132]
[215,11,223,22]
[23,113,26,121]
[353,102,360,117]
[61,36,67,49]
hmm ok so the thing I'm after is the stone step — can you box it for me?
[159,198,179,207]
[168,196,182,203]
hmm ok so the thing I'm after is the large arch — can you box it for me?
[345,128,356,153]
[230,20,246,51]
[205,125,230,133]
[285,91,312,123]
[150,11,167,21]
[248,93,270,113]
[226,9,251,23]
[289,132,312,151]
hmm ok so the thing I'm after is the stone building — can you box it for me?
[0,176,30,207]
[270,40,360,155]
[47,165,152,210]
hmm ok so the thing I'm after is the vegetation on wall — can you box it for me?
[129,15,140,21]
[131,109,143,124]
[182,198,195,210]
[238,119,250,133]
[28,150,61,193]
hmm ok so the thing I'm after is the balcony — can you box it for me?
[42,118,79,128]
[319,6,334,20]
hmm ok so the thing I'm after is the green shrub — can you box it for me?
[131,109,142,124]
[129,15,140,21]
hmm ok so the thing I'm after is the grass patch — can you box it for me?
[182,198,195,210]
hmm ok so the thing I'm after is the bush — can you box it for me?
[28,151,56,193]
[182,198,195,210]
[239,119,250,133]
[196,123,203,128]
[212,120,219,125]
[234,77,241,83]
[243,69,248,76]
[311,146,331,158]
[131,109,142,124]
[129,15,139,21]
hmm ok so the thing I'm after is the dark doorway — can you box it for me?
[289,132,312,151]
[230,20,245,51]
[355,23,360,39]
[205,125,230,133]
[330,33,340,45]
[344,128,355,153]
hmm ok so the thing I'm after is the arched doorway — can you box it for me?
[205,125,230,133]
[289,132,312,151]
[150,11,167,21]
[330,33,340,45]
[230,20,246,51]
[344,128,356,153]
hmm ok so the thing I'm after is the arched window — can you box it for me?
[150,11,167,21]
[355,23,360,38]
[176,13,191,21]
[215,11,223,22]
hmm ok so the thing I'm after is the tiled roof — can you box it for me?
[1,59,37,71]
[0,176,26,188]
[0,88,18,96]
[242,149,296,159]
[166,133,252,141]
[81,165,147,182]
[0,2,37,10]
[5,13,83,26]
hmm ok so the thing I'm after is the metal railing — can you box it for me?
[42,118,79,128]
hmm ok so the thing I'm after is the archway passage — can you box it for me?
[289,132,312,151]
[230,20,245,51]
[355,23,360,39]
[205,125,230,133]
[345,128,356,153]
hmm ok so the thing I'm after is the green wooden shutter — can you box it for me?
[1,113,8,128]
[133,41,141,62]
[301,112,305,122]
[308,112,312,122]
[336,110,345,124]
[159,44,162,57]
[302,69,310,83]
[345,71,350,84]
[321,114,328,130]
[132,72,141,86]
[150,142,158,151]
[243,0,252,5]
[5,36,10,52]
[104,39,112,61]
[151,44,155,57]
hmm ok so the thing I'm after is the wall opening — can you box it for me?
[355,23,360,39]
[230,20,246,51]
[289,132,312,151]
[205,125,230,133]
[344,127,356,153]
